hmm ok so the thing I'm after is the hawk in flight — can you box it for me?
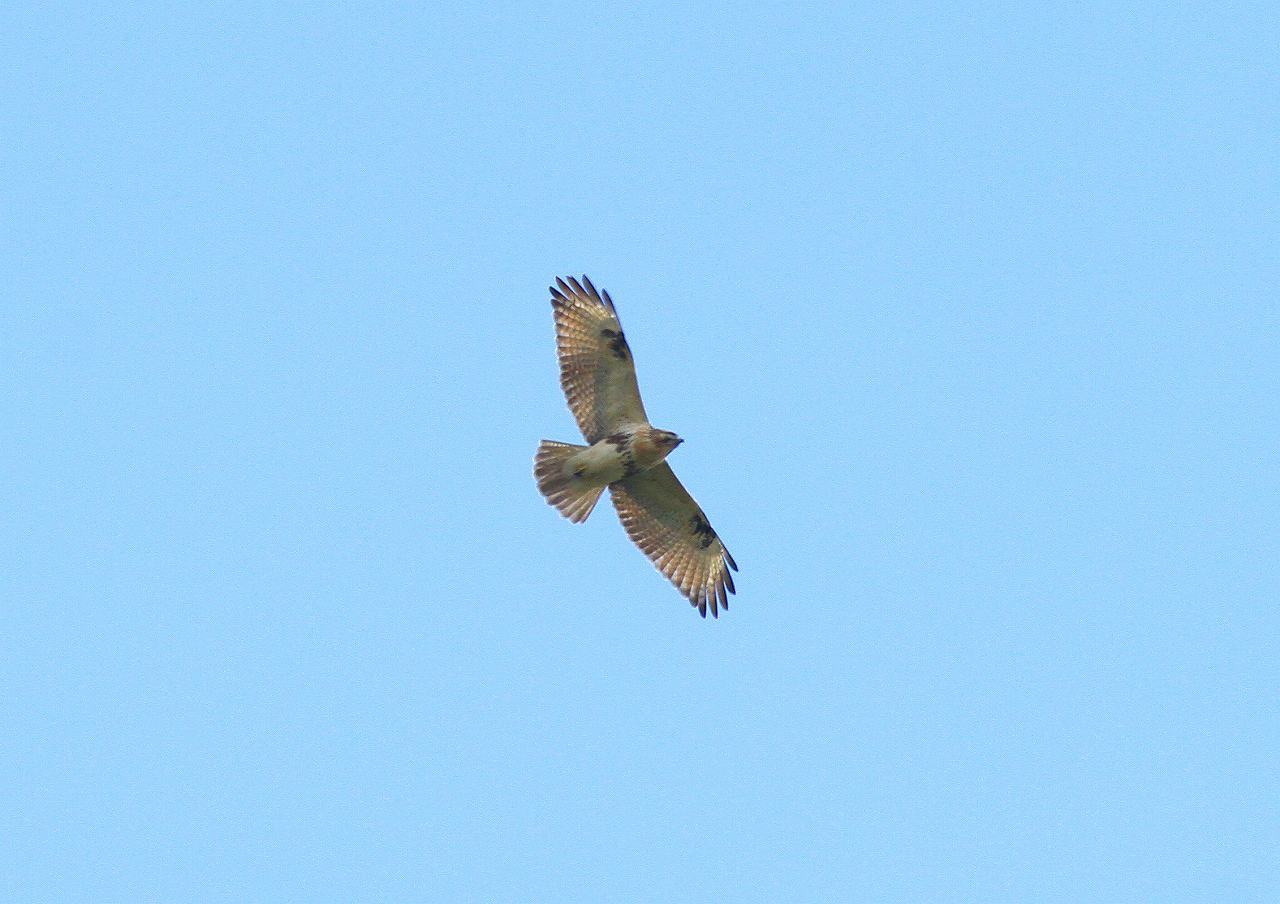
[534,275,738,618]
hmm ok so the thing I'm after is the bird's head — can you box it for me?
[652,429,684,451]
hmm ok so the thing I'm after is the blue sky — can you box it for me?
[5,3,1277,901]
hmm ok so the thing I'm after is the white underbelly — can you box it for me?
[571,439,629,485]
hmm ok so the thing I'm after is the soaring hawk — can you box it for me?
[534,275,738,618]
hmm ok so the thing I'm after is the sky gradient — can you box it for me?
[5,3,1278,901]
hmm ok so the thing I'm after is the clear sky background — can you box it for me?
[5,3,1277,901]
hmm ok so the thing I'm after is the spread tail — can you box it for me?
[535,440,604,523]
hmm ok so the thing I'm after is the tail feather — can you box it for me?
[535,440,605,523]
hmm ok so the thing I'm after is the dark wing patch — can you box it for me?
[608,463,738,618]
[550,276,648,442]
[599,328,630,360]
[690,513,717,548]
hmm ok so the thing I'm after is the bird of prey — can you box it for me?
[534,275,738,618]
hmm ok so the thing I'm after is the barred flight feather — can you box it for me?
[549,276,648,443]
[609,463,736,618]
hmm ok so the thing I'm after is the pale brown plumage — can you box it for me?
[609,464,738,618]
[539,275,738,618]
[549,276,647,443]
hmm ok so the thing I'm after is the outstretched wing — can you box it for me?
[609,463,738,618]
[550,275,649,443]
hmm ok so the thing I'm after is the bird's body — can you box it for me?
[569,435,637,486]
[545,427,680,488]
[534,275,738,618]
